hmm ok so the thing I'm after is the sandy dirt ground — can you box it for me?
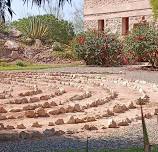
[0,70,158,151]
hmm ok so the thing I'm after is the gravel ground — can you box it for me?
[44,65,158,84]
[0,117,158,152]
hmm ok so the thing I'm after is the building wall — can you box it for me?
[84,0,154,34]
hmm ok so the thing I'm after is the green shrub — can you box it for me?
[0,21,9,34]
[16,61,26,67]
[75,30,123,66]
[11,14,75,44]
[124,25,158,67]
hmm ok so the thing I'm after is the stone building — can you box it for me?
[84,0,155,35]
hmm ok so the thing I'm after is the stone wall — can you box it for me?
[84,0,154,34]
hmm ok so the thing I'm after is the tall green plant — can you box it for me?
[25,17,48,40]
[150,0,158,19]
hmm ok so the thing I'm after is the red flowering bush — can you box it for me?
[124,25,158,67]
[75,30,124,66]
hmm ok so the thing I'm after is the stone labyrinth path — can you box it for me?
[0,72,158,141]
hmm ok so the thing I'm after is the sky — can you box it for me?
[11,0,83,21]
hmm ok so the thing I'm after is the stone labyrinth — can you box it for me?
[0,72,158,141]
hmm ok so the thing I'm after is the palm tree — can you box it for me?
[0,0,71,22]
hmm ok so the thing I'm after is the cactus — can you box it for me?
[140,105,151,152]
[26,17,48,40]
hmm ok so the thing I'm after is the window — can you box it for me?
[122,17,129,35]
[98,20,104,31]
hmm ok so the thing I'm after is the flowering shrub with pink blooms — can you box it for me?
[75,30,125,66]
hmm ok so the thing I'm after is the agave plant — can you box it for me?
[25,17,48,40]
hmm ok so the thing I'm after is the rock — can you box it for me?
[36,108,49,117]
[136,95,150,105]
[54,130,65,136]
[25,110,35,118]
[17,115,24,119]
[0,107,7,113]
[49,109,60,115]
[58,107,66,114]
[108,120,118,128]
[0,115,7,120]
[29,97,40,103]
[144,113,152,119]
[10,28,22,38]
[135,115,142,120]
[82,91,92,99]
[74,104,82,112]
[90,101,97,107]
[86,116,96,122]
[95,115,102,119]
[102,109,114,117]
[102,126,107,129]
[42,102,51,108]
[107,109,114,116]
[0,94,5,99]
[40,95,51,101]
[69,95,82,101]
[154,109,158,115]
[34,39,43,48]
[75,118,85,124]
[52,42,62,51]
[6,125,15,130]
[32,122,42,128]
[55,88,66,96]
[67,116,76,124]
[83,124,98,131]
[50,101,57,106]
[43,128,55,137]
[4,40,20,50]
[14,98,28,104]
[0,123,5,130]
[25,38,33,44]
[9,108,22,112]
[19,90,42,97]
[10,51,21,59]
[17,124,26,129]
[19,131,30,140]
[23,105,37,111]
[66,105,74,113]
[7,115,16,119]
[125,118,132,123]
[55,119,64,125]
[128,102,136,109]
[66,130,75,135]
[118,120,129,126]
[113,104,127,113]
[48,122,55,126]
[122,104,129,111]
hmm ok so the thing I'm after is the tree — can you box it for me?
[150,0,158,19]
[71,5,84,34]
[0,0,71,21]
[43,0,64,19]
